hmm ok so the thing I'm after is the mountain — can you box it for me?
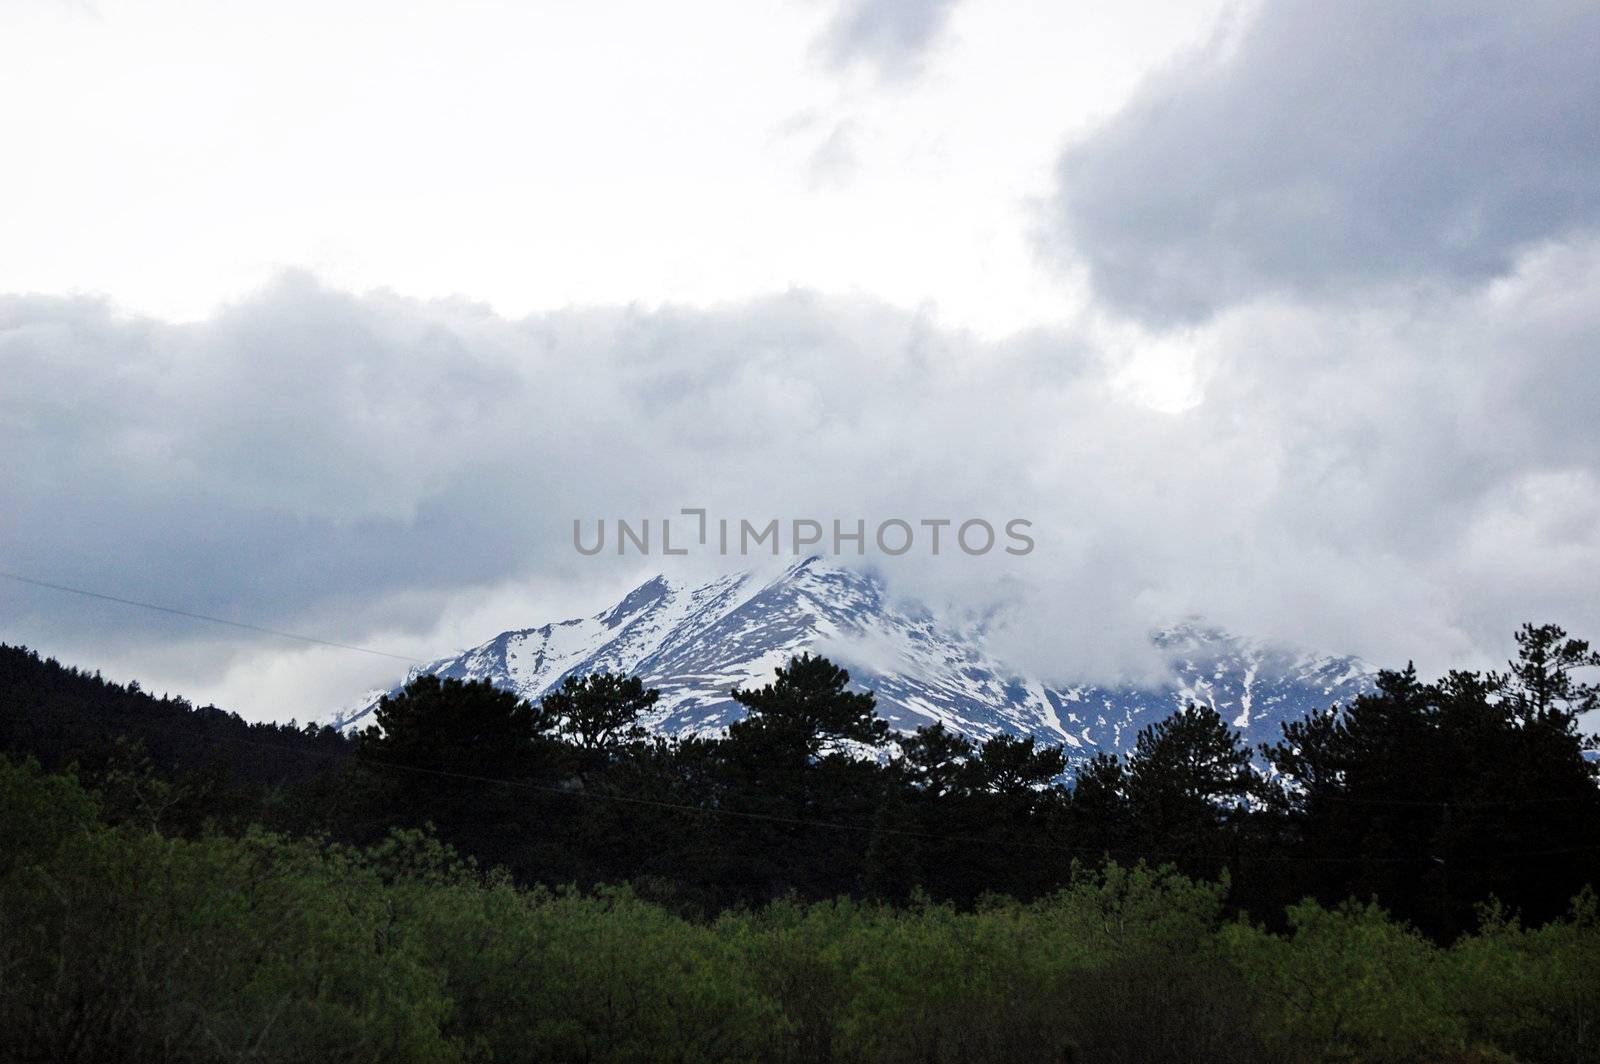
[331,558,1374,766]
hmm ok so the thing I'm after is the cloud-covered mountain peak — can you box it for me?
[333,561,1375,764]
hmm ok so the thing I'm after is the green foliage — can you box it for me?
[1225,899,1465,1063]
[94,736,195,834]
[1450,890,1600,1064]
[4,632,1600,1063]
[0,760,455,1063]
[5,754,1600,1064]
[719,864,1253,1064]
[0,754,99,872]
[396,879,780,1062]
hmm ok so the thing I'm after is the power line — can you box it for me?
[6,563,1593,838]
[1288,792,1594,809]
[0,569,425,665]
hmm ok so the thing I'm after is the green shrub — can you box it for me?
[0,808,456,1061]
[3,755,1597,1064]
[1451,890,1600,1064]
[1224,898,1465,1063]
[399,873,782,1062]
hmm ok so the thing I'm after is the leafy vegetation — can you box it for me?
[0,625,1597,1061]
[3,756,1597,1063]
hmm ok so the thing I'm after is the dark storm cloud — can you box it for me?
[1048,0,1600,323]
[817,0,961,78]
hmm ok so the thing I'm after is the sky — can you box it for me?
[2,0,1598,721]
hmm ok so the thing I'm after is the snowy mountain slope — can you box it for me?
[331,558,1375,766]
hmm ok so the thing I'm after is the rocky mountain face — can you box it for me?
[333,558,1374,767]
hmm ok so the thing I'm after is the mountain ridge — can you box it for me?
[331,558,1376,765]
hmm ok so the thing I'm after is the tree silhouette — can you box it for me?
[895,722,975,798]
[1128,703,1257,814]
[541,672,658,754]
[968,734,1067,798]
[1491,622,1600,728]
[359,674,544,778]
[727,653,887,759]
[1124,703,1256,868]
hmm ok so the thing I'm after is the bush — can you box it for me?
[1451,891,1600,1064]
[1224,898,1465,1063]
[2,755,1597,1064]
[0,759,454,1062]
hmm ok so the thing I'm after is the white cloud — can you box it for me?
[4,253,1598,718]
[0,0,1228,337]
[2,0,1596,722]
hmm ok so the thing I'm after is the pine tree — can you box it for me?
[1491,622,1600,729]
[967,734,1067,798]
[1127,703,1257,815]
[540,672,659,754]
[359,674,545,778]
[727,653,887,759]
[895,723,975,798]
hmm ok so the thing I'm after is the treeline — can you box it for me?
[0,643,351,833]
[1,624,1597,940]
[0,642,350,783]
[2,754,1597,1063]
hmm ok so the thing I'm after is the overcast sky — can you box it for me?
[3,0,1598,721]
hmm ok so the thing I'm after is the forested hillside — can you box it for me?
[3,756,1598,1063]
[1,626,1598,1062]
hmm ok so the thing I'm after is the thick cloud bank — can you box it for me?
[1050,0,1600,323]
[4,260,1598,717]
[4,0,1597,721]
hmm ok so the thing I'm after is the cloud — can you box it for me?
[816,0,962,79]
[1047,0,1600,323]
[0,276,1097,685]
[4,255,1599,720]
[3,0,1592,729]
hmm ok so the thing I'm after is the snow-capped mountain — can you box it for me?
[332,558,1374,766]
